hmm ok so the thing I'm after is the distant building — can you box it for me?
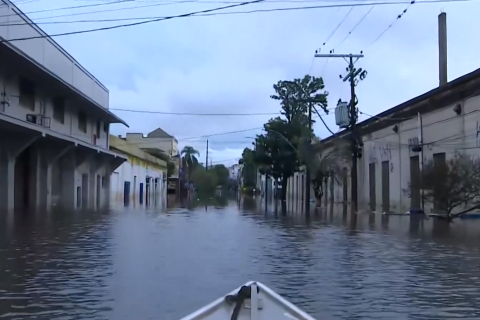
[109,135,167,205]
[125,128,179,178]
[229,164,240,180]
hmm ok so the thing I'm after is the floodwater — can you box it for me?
[1,195,480,320]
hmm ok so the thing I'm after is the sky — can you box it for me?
[12,0,480,167]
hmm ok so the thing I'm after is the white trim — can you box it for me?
[180,281,317,320]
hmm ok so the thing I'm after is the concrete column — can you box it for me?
[0,135,40,213]
[104,172,111,209]
[60,151,76,209]
[88,155,102,210]
[44,145,74,210]
[28,145,42,211]
[0,151,15,212]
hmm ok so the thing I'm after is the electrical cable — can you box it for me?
[334,5,374,48]
[0,0,468,28]
[0,0,266,43]
[1,0,135,18]
[110,108,281,116]
[0,0,195,20]
[323,6,354,46]
[176,111,331,140]
[364,0,416,50]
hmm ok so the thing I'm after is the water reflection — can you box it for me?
[1,198,480,319]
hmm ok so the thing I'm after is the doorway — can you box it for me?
[96,174,101,209]
[81,174,88,209]
[124,181,131,206]
[381,161,390,213]
[410,156,420,208]
[369,163,376,211]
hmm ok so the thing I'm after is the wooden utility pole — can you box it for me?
[314,52,366,212]
[305,102,312,215]
[206,139,209,171]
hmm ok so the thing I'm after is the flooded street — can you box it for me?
[1,196,480,320]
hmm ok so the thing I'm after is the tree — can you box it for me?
[240,148,257,190]
[192,168,218,193]
[420,153,480,220]
[305,141,351,204]
[211,164,230,186]
[181,146,200,182]
[270,75,328,126]
[253,75,329,201]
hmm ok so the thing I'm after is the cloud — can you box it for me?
[19,0,480,165]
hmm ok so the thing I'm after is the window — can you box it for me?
[78,111,87,133]
[19,77,35,111]
[53,97,65,124]
[103,122,109,133]
[96,121,101,138]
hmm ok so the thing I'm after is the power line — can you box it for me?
[324,6,355,46]
[0,0,266,43]
[179,127,263,141]
[176,111,332,141]
[364,0,416,49]
[0,0,194,21]
[0,0,469,28]
[0,0,411,23]
[334,5,374,48]
[110,108,281,116]
[2,0,135,18]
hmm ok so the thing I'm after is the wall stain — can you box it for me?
[401,182,412,198]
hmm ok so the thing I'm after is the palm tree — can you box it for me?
[181,146,200,182]
[301,139,350,205]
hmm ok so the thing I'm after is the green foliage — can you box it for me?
[181,146,200,182]
[420,153,480,216]
[191,164,230,192]
[270,75,328,125]
[211,164,230,186]
[192,168,218,193]
[308,141,350,201]
[252,75,328,201]
[240,148,257,188]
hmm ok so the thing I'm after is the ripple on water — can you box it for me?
[1,201,480,320]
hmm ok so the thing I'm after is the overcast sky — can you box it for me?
[15,0,480,166]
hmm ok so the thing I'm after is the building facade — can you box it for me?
[109,136,167,206]
[289,68,480,215]
[0,0,127,212]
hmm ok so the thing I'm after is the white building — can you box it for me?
[109,135,167,206]
[229,164,240,180]
[0,0,127,212]
[289,68,480,216]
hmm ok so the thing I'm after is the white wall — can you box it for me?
[0,71,110,149]
[308,93,480,214]
[0,0,109,109]
[110,158,166,205]
[358,94,480,214]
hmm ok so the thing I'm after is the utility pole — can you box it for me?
[314,52,366,213]
[206,139,209,171]
[305,102,312,215]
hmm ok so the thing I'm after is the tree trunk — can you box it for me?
[281,177,288,201]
